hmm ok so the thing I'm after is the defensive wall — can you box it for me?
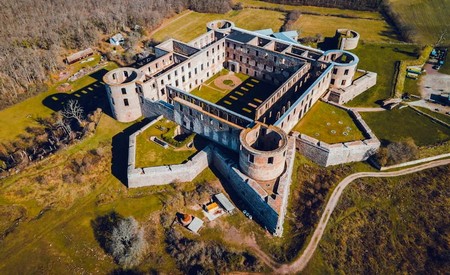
[327,70,377,104]
[294,101,380,166]
[127,116,212,188]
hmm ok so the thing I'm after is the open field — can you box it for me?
[439,52,450,75]
[403,76,421,97]
[346,44,420,107]
[152,9,285,42]
[305,165,450,273]
[388,0,450,45]
[191,69,277,118]
[414,106,450,125]
[239,0,383,19]
[361,106,450,146]
[293,101,365,143]
[292,14,398,43]
[135,119,201,167]
[0,57,117,144]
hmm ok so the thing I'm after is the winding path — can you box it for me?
[273,158,450,274]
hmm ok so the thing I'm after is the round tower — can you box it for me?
[103,67,144,122]
[336,29,360,50]
[325,50,359,89]
[239,124,288,181]
[207,20,235,34]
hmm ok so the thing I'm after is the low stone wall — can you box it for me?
[379,153,450,171]
[127,116,211,188]
[294,102,380,166]
[328,70,377,105]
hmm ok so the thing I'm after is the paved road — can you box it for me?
[350,107,386,112]
[274,158,450,274]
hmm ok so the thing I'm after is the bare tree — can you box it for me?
[62,100,84,126]
[108,217,147,267]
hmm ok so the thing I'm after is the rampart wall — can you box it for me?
[127,116,212,188]
[294,102,380,166]
[328,70,377,104]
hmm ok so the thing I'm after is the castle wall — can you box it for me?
[141,97,175,121]
[127,117,212,188]
[293,104,380,166]
[212,149,279,234]
[327,70,377,104]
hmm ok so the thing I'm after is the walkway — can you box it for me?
[350,107,386,112]
[273,158,450,274]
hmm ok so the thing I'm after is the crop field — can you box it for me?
[152,9,285,42]
[293,101,365,143]
[361,107,450,146]
[388,0,450,45]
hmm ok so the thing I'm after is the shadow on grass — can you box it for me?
[317,36,338,51]
[42,69,113,118]
[91,211,123,255]
[111,118,153,186]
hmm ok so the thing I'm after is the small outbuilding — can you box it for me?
[213,193,235,213]
[66,48,94,64]
[109,33,125,46]
[187,217,204,233]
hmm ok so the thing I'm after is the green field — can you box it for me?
[152,9,285,42]
[293,14,397,43]
[361,107,450,146]
[0,57,116,143]
[403,76,421,97]
[414,106,450,125]
[305,165,450,273]
[346,44,420,107]
[439,52,450,75]
[239,0,383,19]
[293,101,365,143]
[388,0,450,45]
[135,119,200,167]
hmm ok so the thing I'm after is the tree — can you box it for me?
[62,99,84,126]
[107,216,147,267]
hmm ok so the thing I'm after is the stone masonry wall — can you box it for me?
[328,70,377,105]
[294,102,380,166]
[127,116,212,188]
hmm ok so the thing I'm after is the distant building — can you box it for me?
[214,193,235,213]
[109,33,125,46]
[66,48,94,64]
[187,216,204,233]
[254,29,299,44]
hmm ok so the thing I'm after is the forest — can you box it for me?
[0,0,232,110]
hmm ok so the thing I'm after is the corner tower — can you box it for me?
[103,67,143,122]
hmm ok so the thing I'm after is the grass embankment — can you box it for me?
[361,107,450,146]
[293,101,365,143]
[152,9,285,42]
[388,0,450,45]
[439,51,450,75]
[346,44,420,107]
[414,106,450,125]
[135,119,200,168]
[305,165,450,273]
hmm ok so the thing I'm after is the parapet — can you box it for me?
[103,67,143,86]
[207,20,235,33]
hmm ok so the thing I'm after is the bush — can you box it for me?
[376,138,419,166]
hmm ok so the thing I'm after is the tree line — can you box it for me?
[260,0,383,11]
[0,0,232,110]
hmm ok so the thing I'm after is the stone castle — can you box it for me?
[104,20,379,236]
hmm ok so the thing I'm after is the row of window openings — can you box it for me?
[226,42,281,62]
[330,79,346,86]
[247,154,274,164]
[333,68,350,75]
[111,98,129,106]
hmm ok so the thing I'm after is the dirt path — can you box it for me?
[350,107,386,112]
[274,158,450,274]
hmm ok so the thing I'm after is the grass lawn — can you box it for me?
[346,43,420,107]
[191,69,277,119]
[439,51,450,75]
[135,119,201,167]
[152,9,285,42]
[239,0,383,19]
[388,0,450,45]
[403,76,421,97]
[293,101,365,143]
[361,106,450,146]
[0,59,117,143]
[414,106,450,125]
[304,165,450,273]
[293,14,398,43]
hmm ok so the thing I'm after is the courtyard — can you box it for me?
[135,118,208,168]
[190,69,278,119]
